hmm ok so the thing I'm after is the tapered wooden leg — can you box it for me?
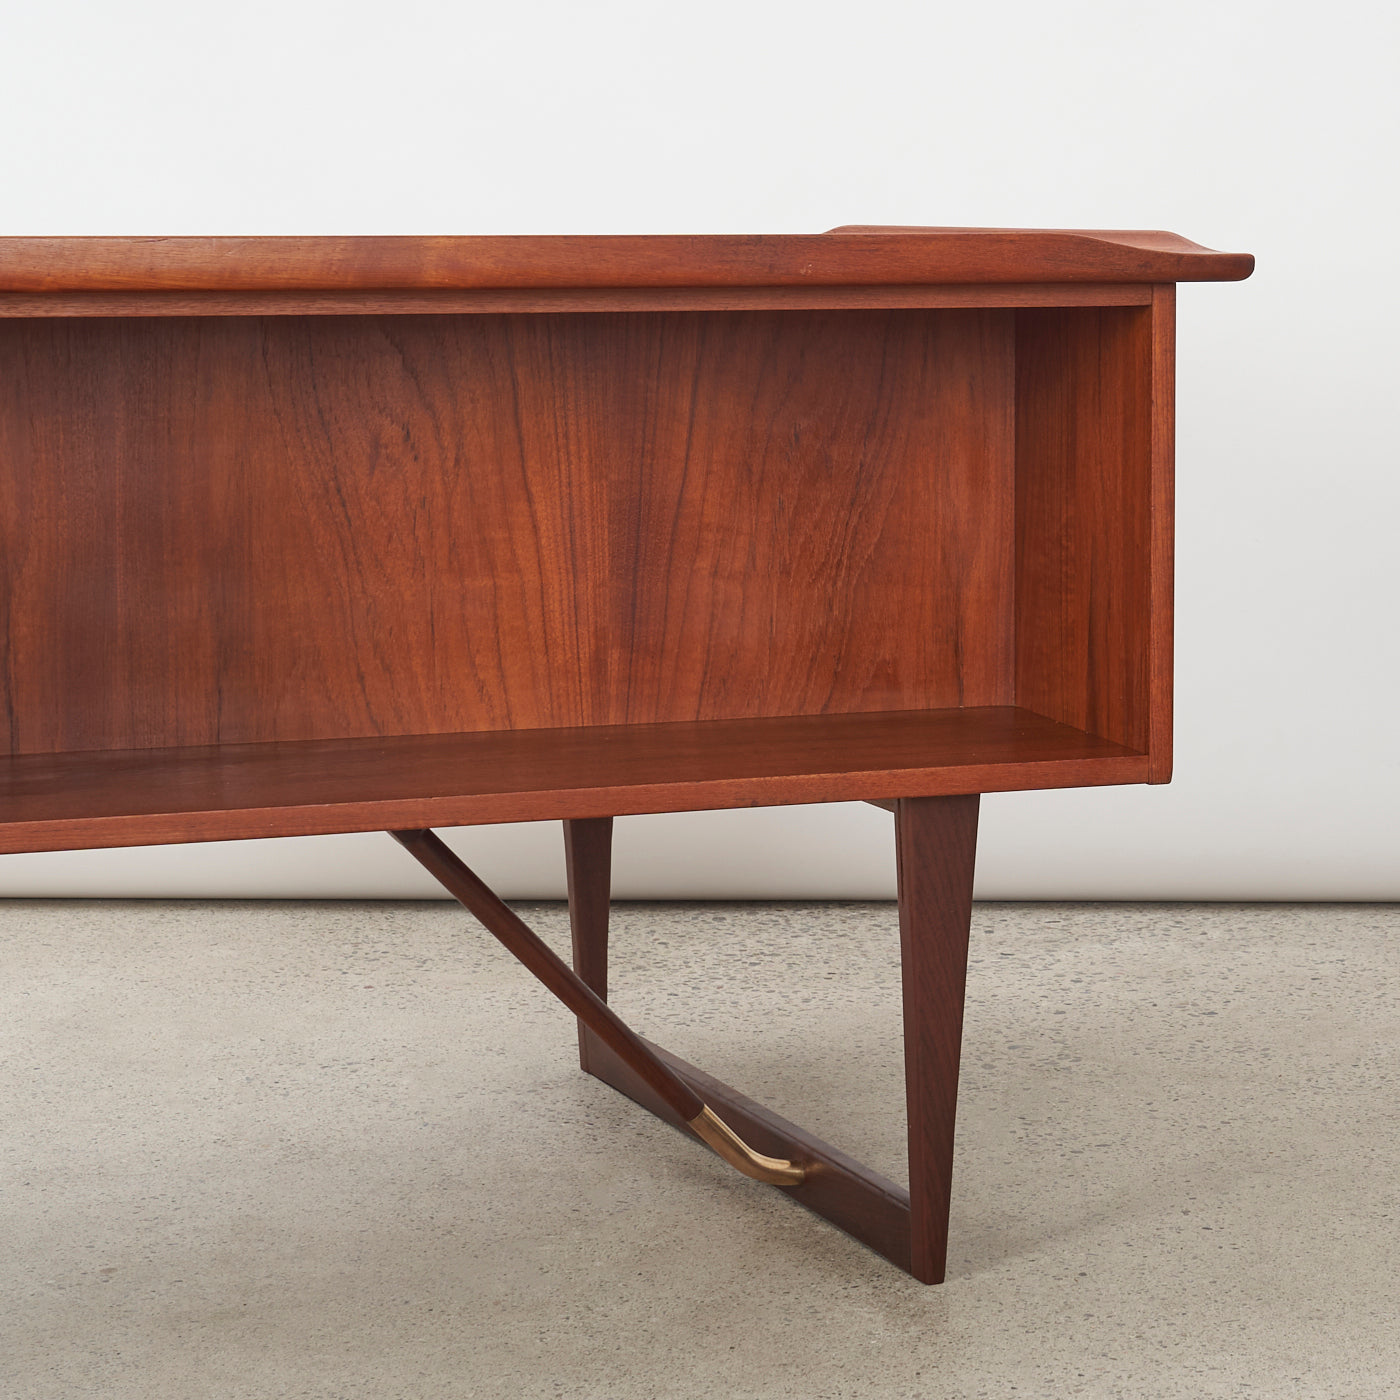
[895,794,980,1283]
[563,817,613,1071]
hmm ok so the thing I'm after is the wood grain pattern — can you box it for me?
[0,230,1254,294]
[615,310,1013,726]
[0,706,1146,854]
[895,794,980,1283]
[0,283,1156,320]
[1013,305,1156,753]
[0,309,1014,756]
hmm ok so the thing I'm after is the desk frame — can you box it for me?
[0,229,1252,1282]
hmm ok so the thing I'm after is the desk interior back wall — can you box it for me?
[1,309,1018,750]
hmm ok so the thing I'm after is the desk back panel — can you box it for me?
[0,308,1016,756]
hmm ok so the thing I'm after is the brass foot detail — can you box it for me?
[688,1104,807,1185]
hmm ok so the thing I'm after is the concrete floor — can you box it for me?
[1,899,1396,1399]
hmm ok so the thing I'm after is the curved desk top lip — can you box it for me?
[0,228,1253,293]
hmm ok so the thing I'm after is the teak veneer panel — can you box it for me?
[1013,295,1174,769]
[0,706,1146,853]
[0,308,1014,757]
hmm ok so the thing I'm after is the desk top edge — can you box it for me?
[0,228,1254,292]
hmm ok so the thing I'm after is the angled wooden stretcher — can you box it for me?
[0,228,1252,1281]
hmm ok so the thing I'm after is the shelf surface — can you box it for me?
[0,228,1253,294]
[0,707,1148,854]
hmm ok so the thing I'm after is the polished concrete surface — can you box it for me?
[2,899,1396,1399]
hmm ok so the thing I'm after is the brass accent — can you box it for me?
[687,1105,807,1185]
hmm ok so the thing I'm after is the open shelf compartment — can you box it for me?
[0,296,1171,853]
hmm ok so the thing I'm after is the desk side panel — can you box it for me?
[0,310,1014,756]
[1013,304,1161,757]
[1148,286,1176,782]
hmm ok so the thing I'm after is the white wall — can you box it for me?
[1,0,1396,900]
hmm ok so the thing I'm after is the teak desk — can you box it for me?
[0,229,1252,1283]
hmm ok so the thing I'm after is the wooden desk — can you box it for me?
[0,228,1253,1282]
